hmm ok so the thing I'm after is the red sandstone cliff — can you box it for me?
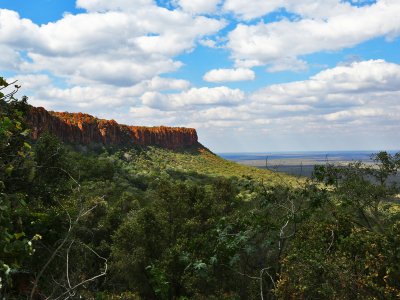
[28,106,199,149]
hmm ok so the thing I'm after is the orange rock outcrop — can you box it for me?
[28,106,199,149]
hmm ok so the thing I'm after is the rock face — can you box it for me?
[28,106,199,149]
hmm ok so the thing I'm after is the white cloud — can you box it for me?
[227,1,400,70]
[0,10,41,53]
[21,75,190,115]
[9,74,52,90]
[196,106,251,121]
[312,59,400,91]
[203,68,255,82]
[251,60,400,106]
[0,6,225,85]
[76,0,153,12]
[324,108,385,121]
[199,39,218,48]
[175,0,221,14]
[266,57,308,73]
[146,77,191,91]
[141,86,245,110]
[224,0,370,21]
[174,59,400,149]
[128,106,178,125]
[246,60,400,133]
[0,45,22,70]
[223,0,284,21]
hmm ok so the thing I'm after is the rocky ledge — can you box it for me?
[28,106,199,149]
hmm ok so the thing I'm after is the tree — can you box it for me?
[276,155,400,299]
[0,77,21,103]
[0,77,36,295]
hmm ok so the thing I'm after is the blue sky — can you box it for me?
[1,0,400,152]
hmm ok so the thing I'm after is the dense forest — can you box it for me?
[1,77,400,299]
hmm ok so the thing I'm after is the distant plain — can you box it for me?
[220,151,400,177]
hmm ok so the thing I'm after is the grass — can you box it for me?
[127,145,301,186]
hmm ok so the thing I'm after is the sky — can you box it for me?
[1,0,400,152]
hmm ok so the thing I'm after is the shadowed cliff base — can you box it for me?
[27,106,200,150]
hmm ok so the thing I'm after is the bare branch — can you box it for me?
[30,167,104,299]
[53,242,108,300]
[326,229,335,254]
[30,203,73,300]
[0,80,20,102]
[66,241,74,290]
[0,80,18,91]
[279,219,289,252]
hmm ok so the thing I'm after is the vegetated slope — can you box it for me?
[127,145,298,185]
[2,92,400,300]
[27,105,297,184]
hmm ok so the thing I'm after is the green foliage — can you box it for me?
[276,157,400,299]
[0,80,35,293]
[110,178,241,298]
[3,132,400,299]
[370,151,400,185]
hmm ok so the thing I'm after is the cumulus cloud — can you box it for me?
[247,60,400,131]
[266,58,308,73]
[227,0,400,70]
[224,0,286,20]
[323,108,385,122]
[141,86,245,110]
[76,0,153,12]
[0,45,22,70]
[251,60,400,106]
[175,0,221,14]
[21,76,190,114]
[134,60,400,144]
[0,5,225,85]
[203,68,255,82]
[128,106,178,126]
[179,59,400,149]
[196,106,251,121]
[9,74,52,90]
[224,0,370,21]
[145,77,191,91]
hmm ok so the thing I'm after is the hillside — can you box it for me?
[2,97,400,299]
[127,146,298,185]
[27,105,297,184]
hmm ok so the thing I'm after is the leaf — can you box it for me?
[0,77,8,87]
[21,130,31,137]
[5,165,14,175]
[194,261,207,271]
[209,256,218,265]
[1,117,12,128]
[14,232,25,240]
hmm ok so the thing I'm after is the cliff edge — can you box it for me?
[28,106,199,149]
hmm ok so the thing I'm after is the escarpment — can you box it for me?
[27,106,199,149]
